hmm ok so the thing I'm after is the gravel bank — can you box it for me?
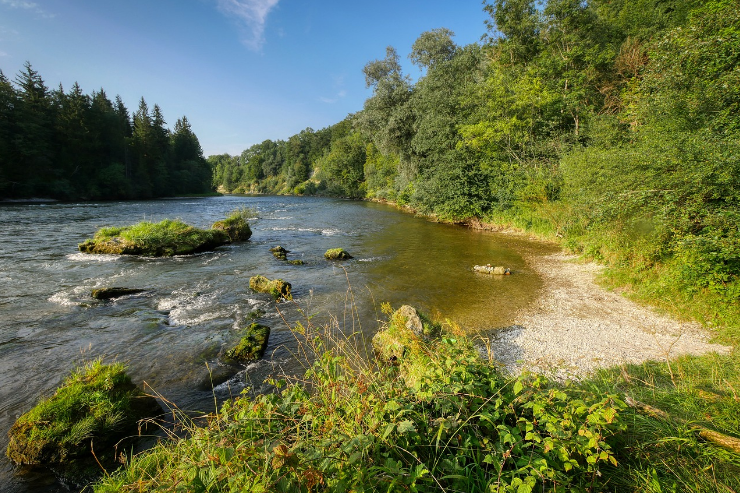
[489,252,731,380]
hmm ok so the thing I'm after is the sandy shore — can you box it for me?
[489,252,731,380]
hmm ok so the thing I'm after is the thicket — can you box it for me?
[94,309,627,492]
[211,0,740,328]
[0,63,212,200]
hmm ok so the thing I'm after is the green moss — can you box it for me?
[223,323,271,363]
[249,275,292,301]
[211,207,253,242]
[270,246,289,260]
[287,259,305,265]
[6,359,160,470]
[79,219,230,256]
[324,248,352,260]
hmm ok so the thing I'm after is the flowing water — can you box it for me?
[0,195,555,492]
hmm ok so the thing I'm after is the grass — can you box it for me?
[6,359,160,479]
[581,351,740,492]
[79,208,254,257]
[211,207,254,242]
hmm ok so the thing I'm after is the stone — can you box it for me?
[91,287,145,300]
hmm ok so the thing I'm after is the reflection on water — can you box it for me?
[0,195,555,492]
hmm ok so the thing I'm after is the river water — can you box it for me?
[0,195,554,492]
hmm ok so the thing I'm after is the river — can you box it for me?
[0,195,554,492]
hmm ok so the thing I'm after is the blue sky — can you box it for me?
[0,1,490,156]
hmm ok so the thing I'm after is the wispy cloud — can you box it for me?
[319,90,347,104]
[216,0,279,51]
[0,50,7,57]
[0,0,55,18]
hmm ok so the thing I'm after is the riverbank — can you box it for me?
[490,252,731,380]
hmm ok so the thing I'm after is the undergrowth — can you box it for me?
[94,307,626,493]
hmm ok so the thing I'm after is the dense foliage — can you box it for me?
[94,311,626,492]
[211,0,740,327]
[0,63,212,200]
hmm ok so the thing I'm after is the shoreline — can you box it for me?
[489,251,731,380]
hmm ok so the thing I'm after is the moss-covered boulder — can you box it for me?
[223,323,271,364]
[211,208,253,242]
[287,259,305,265]
[249,275,292,301]
[79,219,230,256]
[372,305,442,364]
[6,360,160,483]
[91,287,145,300]
[324,248,352,260]
[270,246,289,260]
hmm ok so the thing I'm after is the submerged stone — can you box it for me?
[249,275,292,301]
[324,248,352,260]
[223,323,271,364]
[473,265,511,275]
[287,259,305,265]
[91,287,145,300]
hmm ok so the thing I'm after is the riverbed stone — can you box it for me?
[223,323,271,364]
[91,287,145,300]
[249,275,292,301]
[324,248,352,260]
[270,246,289,260]
[473,265,511,275]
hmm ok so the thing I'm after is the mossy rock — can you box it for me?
[270,246,289,260]
[6,360,160,483]
[249,275,292,301]
[324,248,352,260]
[211,215,252,242]
[287,259,305,265]
[372,305,442,364]
[91,287,145,300]
[79,219,230,257]
[223,323,271,364]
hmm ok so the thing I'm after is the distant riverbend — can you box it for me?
[0,195,554,492]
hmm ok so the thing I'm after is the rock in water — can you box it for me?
[324,248,352,260]
[249,275,292,301]
[473,265,511,275]
[91,287,145,300]
[223,323,271,363]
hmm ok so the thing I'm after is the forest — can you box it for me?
[211,0,740,329]
[0,63,212,200]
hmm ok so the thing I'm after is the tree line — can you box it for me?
[0,62,212,200]
[211,0,740,324]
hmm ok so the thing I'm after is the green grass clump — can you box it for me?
[211,207,253,242]
[7,359,160,468]
[581,351,740,492]
[324,248,352,260]
[79,218,230,256]
[93,310,625,492]
[223,323,271,363]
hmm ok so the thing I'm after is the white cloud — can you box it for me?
[0,50,7,57]
[0,0,55,18]
[319,90,347,104]
[216,0,279,51]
